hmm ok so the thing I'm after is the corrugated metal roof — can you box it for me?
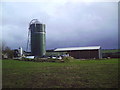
[54,46,101,51]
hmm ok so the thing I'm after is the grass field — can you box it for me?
[2,59,119,88]
[102,49,120,53]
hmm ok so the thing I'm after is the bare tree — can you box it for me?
[2,41,14,59]
[2,41,6,51]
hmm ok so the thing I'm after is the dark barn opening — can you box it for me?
[68,50,99,59]
[54,46,102,59]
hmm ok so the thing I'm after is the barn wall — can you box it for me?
[68,50,99,59]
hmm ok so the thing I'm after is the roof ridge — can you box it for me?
[56,46,100,49]
[54,46,101,51]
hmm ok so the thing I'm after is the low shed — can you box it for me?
[54,46,102,59]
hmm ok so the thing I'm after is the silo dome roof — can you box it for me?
[30,19,42,25]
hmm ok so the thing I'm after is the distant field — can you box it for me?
[2,59,119,88]
[102,49,120,53]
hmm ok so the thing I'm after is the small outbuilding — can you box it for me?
[54,46,102,59]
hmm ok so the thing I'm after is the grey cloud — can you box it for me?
[1,2,118,50]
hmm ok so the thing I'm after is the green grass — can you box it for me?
[102,49,120,53]
[2,59,119,88]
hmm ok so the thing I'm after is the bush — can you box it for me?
[63,57,72,62]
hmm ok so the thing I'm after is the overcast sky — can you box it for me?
[1,1,118,50]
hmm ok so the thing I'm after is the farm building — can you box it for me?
[54,46,102,59]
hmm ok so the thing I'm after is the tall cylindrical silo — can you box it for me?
[29,19,46,57]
